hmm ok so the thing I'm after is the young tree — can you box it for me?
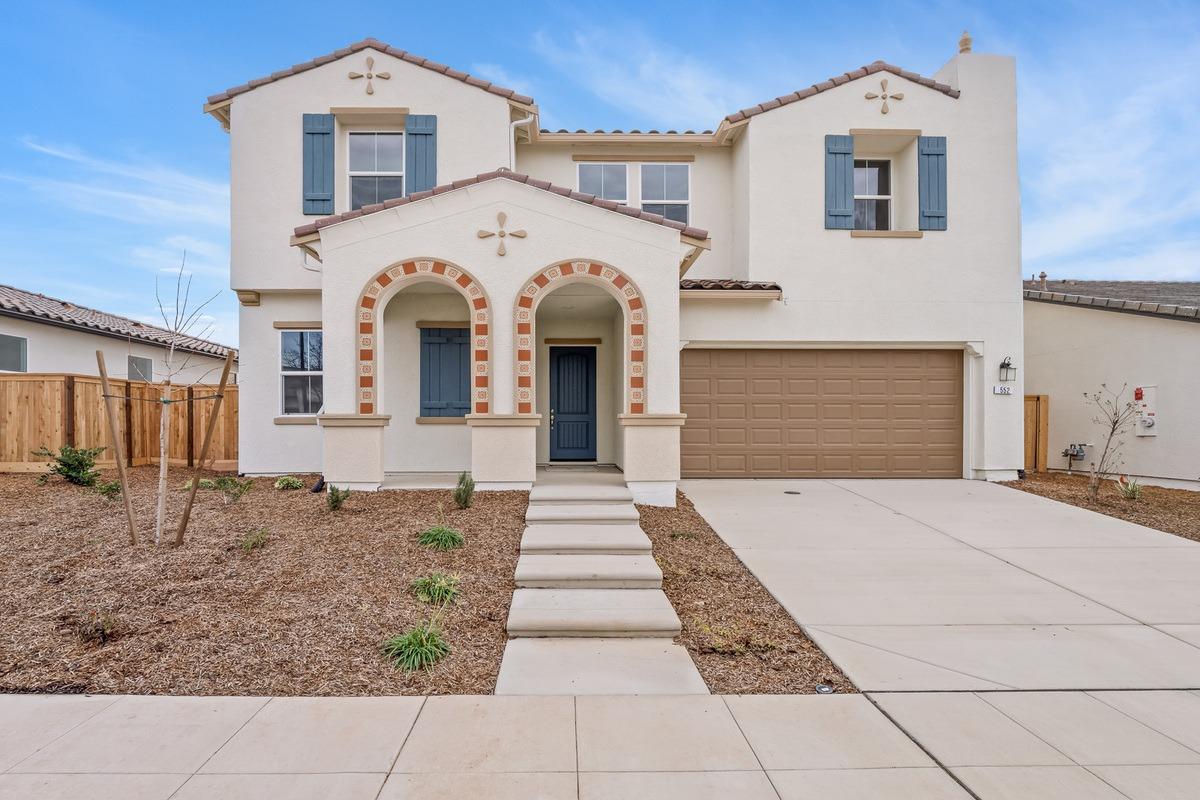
[1084,383,1139,502]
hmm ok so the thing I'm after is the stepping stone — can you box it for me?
[529,483,634,505]
[514,554,662,589]
[506,588,681,637]
[495,638,708,694]
[520,524,652,555]
[525,503,640,525]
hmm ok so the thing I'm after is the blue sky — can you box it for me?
[1,0,1197,347]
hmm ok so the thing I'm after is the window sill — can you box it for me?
[850,230,924,239]
[274,415,318,425]
[415,417,468,425]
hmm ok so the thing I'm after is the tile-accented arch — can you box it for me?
[514,260,646,415]
[357,259,490,415]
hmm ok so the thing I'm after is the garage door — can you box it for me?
[680,349,963,477]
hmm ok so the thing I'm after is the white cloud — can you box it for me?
[471,62,538,100]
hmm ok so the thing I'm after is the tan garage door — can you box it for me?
[680,349,963,477]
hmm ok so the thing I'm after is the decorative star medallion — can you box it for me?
[864,78,904,114]
[476,212,527,256]
[348,56,391,95]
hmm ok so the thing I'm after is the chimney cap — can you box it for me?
[958,30,973,54]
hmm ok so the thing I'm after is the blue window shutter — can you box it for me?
[405,115,438,195]
[302,114,335,215]
[824,134,854,229]
[420,327,469,417]
[918,136,948,230]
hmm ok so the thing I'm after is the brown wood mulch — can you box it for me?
[0,467,526,696]
[1002,472,1200,544]
[638,492,856,695]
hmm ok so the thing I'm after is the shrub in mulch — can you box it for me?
[639,493,856,695]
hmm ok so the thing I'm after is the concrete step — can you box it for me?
[520,524,652,555]
[525,503,640,526]
[529,483,634,506]
[506,588,681,637]
[495,638,708,694]
[514,554,662,589]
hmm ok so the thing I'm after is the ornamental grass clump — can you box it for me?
[32,445,105,487]
[94,480,122,500]
[1115,475,1143,501]
[214,476,253,505]
[418,525,464,551]
[412,572,460,605]
[382,619,450,671]
[274,475,304,491]
[239,528,269,552]
[453,471,475,509]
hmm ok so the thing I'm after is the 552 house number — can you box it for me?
[993,385,1014,395]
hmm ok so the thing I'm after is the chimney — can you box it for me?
[1038,271,1048,290]
[958,30,973,54]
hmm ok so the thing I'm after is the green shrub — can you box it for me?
[214,476,253,505]
[381,621,450,671]
[94,480,122,500]
[412,572,460,605]
[1116,475,1143,501]
[327,485,350,511]
[418,525,464,551]
[31,445,105,487]
[453,471,475,509]
[239,528,269,552]
[274,475,304,491]
[182,477,218,490]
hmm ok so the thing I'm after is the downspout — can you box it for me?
[509,114,534,171]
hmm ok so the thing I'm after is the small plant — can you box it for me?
[274,475,304,491]
[31,445,105,487]
[419,524,465,551]
[453,471,475,509]
[76,611,120,647]
[214,476,253,505]
[382,619,450,671]
[239,528,269,552]
[1115,475,1143,501]
[412,572,460,605]
[327,485,350,511]
[669,529,697,540]
[94,480,122,500]
[182,477,218,490]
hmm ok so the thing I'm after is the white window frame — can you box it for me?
[853,157,893,231]
[0,332,27,372]
[278,329,324,416]
[576,162,629,204]
[638,162,691,225]
[348,131,405,211]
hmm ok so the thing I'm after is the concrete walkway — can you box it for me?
[6,691,1200,798]
[681,478,1200,691]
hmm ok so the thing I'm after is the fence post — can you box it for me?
[63,375,76,448]
[186,386,195,468]
[123,380,133,467]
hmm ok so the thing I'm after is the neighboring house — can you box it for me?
[0,284,237,385]
[1023,279,1200,488]
[205,34,1022,503]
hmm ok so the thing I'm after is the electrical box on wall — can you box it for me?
[1134,385,1158,437]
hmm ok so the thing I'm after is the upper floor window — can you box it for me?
[280,330,323,415]
[0,333,26,372]
[640,164,689,224]
[128,355,153,382]
[853,159,891,231]
[578,163,627,203]
[349,132,404,210]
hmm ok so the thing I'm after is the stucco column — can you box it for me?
[620,413,686,506]
[466,414,540,490]
[318,414,389,490]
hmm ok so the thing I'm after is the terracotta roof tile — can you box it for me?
[293,170,710,241]
[679,279,781,291]
[206,38,535,108]
[724,60,959,124]
[0,284,237,358]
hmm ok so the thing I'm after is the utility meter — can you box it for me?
[1134,385,1158,437]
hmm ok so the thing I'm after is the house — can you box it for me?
[1023,278,1200,488]
[0,284,237,384]
[205,33,1022,503]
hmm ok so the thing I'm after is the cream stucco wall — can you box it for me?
[1024,301,1200,487]
[0,316,234,385]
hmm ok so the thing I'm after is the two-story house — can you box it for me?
[204,34,1022,504]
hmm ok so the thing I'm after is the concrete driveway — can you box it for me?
[681,479,1200,691]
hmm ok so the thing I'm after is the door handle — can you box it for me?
[550,408,555,430]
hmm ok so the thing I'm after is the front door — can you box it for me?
[549,346,597,461]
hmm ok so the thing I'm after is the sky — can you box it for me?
[0,0,1197,347]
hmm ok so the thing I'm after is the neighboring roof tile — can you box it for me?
[1022,280,1200,324]
[206,38,534,107]
[0,284,238,358]
[293,170,710,241]
[538,128,715,135]
[679,279,781,291]
[724,61,960,124]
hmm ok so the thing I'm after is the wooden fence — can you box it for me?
[0,373,238,473]
[1023,394,1049,473]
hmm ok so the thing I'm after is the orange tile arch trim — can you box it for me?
[357,259,490,415]
[514,260,646,415]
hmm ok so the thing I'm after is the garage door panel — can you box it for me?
[681,348,963,478]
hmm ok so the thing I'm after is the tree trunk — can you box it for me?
[155,381,171,544]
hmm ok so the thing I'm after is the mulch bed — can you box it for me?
[1002,472,1200,544]
[638,492,855,695]
[0,467,526,696]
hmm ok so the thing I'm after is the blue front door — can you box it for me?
[549,346,597,461]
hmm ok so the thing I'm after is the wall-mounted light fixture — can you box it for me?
[999,356,1017,383]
